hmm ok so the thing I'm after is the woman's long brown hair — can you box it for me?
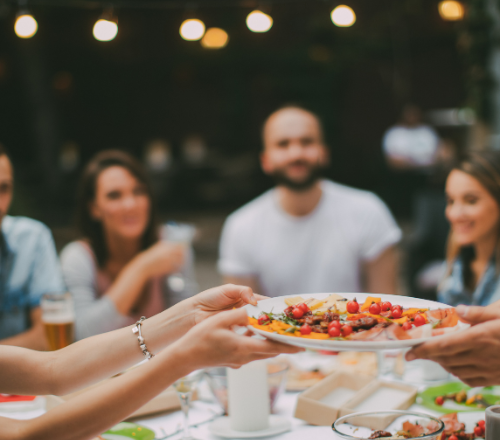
[445,150,500,288]
[76,150,159,268]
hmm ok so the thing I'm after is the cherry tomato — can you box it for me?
[341,325,353,336]
[380,301,392,312]
[298,303,310,313]
[391,305,403,319]
[414,314,426,327]
[402,321,413,331]
[435,396,444,406]
[478,419,486,429]
[292,307,304,319]
[258,315,270,325]
[300,324,312,335]
[448,436,458,440]
[346,300,359,314]
[474,425,484,437]
[328,320,341,330]
[328,326,341,337]
[369,302,382,315]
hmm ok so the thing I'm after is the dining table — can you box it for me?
[1,354,487,440]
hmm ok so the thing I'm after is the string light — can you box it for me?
[246,10,273,33]
[180,18,206,41]
[330,5,356,27]
[93,10,118,42]
[201,27,229,49]
[438,1,464,21]
[14,12,38,39]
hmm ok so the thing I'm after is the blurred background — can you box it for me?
[0,0,497,295]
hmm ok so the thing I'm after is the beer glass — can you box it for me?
[41,293,75,350]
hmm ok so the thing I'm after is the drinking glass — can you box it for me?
[40,292,75,350]
[173,370,202,440]
[163,222,196,293]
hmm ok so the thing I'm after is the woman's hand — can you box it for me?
[190,284,267,325]
[406,301,500,386]
[170,308,303,370]
[138,241,186,278]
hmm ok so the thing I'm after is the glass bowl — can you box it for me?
[204,361,289,414]
[332,410,445,440]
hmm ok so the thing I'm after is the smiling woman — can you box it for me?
[439,150,500,307]
[60,150,196,340]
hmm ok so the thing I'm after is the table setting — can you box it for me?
[0,292,494,439]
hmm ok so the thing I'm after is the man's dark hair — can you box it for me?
[261,104,325,145]
[0,143,9,158]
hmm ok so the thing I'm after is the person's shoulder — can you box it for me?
[60,240,92,260]
[322,180,384,207]
[2,215,52,238]
[225,190,275,226]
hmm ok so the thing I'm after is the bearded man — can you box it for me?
[218,106,401,297]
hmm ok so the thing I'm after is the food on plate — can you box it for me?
[439,413,485,439]
[420,382,500,413]
[249,294,461,341]
[367,413,485,439]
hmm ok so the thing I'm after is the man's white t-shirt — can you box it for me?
[218,180,402,297]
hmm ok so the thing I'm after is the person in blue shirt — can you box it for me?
[438,150,500,307]
[0,144,65,349]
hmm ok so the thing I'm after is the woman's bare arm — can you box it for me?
[0,284,259,396]
[0,309,302,440]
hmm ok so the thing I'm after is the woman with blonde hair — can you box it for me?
[439,150,500,306]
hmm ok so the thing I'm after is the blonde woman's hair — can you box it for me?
[445,150,500,289]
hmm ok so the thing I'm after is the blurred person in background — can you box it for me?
[439,150,500,306]
[0,144,65,349]
[218,105,401,297]
[383,104,440,171]
[60,150,196,341]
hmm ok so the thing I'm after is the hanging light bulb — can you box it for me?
[330,5,356,27]
[438,1,464,21]
[201,28,229,49]
[14,12,38,39]
[246,10,273,33]
[180,18,206,41]
[93,10,118,42]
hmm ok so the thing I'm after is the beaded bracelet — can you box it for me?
[132,316,155,360]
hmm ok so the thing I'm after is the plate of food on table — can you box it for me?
[419,382,500,414]
[245,293,469,351]
[333,410,485,439]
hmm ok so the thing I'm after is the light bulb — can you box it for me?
[180,19,206,41]
[15,14,38,39]
[438,1,464,21]
[330,5,356,27]
[93,19,118,42]
[201,28,229,49]
[246,10,273,33]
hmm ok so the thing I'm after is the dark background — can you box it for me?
[0,0,465,227]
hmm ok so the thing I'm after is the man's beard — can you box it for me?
[269,161,324,192]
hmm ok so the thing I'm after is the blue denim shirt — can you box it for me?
[438,257,500,307]
[0,215,65,339]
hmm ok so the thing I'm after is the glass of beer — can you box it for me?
[41,292,75,350]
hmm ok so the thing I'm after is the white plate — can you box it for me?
[245,293,468,351]
[209,415,291,438]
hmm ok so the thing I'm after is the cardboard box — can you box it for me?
[45,377,194,419]
[294,371,373,426]
[294,371,417,428]
[339,381,418,431]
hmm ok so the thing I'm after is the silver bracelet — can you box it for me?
[132,316,155,360]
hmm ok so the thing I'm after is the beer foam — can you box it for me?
[42,312,75,324]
